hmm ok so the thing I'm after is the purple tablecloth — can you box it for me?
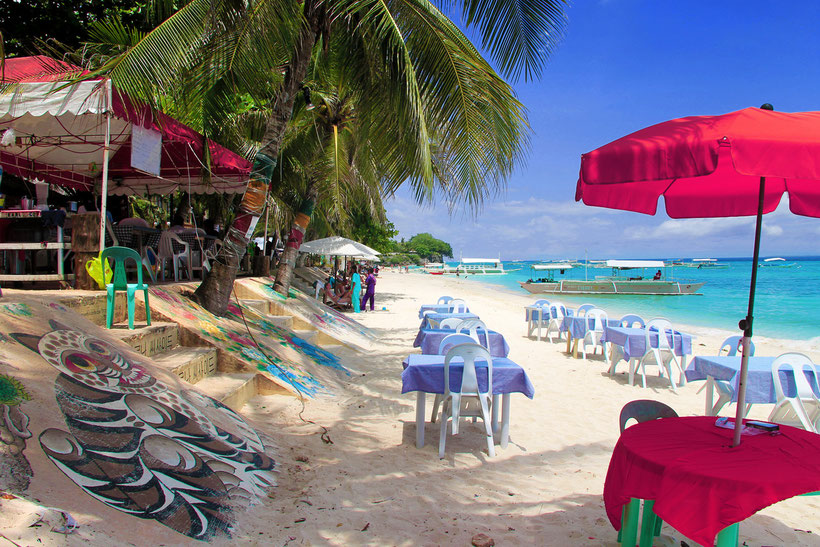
[419,312,480,329]
[413,328,510,357]
[561,316,622,339]
[602,326,692,361]
[685,356,820,404]
[525,306,575,322]
[401,354,534,397]
[419,304,470,318]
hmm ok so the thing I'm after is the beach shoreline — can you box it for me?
[424,269,820,353]
[2,270,818,546]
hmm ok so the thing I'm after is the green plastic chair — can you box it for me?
[101,246,151,329]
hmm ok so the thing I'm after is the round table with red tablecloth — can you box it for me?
[603,416,820,546]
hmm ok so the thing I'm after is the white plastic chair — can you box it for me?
[529,300,551,341]
[718,335,756,357]
[545,302,568,342]
[576,303,595,317]
[430,333,481,422]
[768,353,820,433]
[697,336,757,416]
[635,318,684,392]
[458,319,490,350]
[619,314,645,328]
[141,247,159,283]
[438,318,464,330]
[437,296,454,305]
[448,298,468,313]
[581,308,608,360]
[608,315,644,368]
[438,343,495,458]
[157,231,191,282]
[203,239,222,273]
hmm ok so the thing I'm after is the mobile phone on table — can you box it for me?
[746,420,779,432]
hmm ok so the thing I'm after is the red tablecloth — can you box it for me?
[603,416,820,546]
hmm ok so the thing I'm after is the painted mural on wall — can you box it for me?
[237,278,375,351]
[0,365,33,493]
[147,287,346,397]
[224,301,345,372]
[7,319,276,541]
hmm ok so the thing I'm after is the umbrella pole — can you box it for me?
[98,79,113,253]
[732,176,766,447]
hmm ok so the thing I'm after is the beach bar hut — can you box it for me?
[0,56,252,256]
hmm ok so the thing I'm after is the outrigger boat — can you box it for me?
[758,257,796,268]
[426,257,518,275]
[692,258,729,269]
[519,259,705,295]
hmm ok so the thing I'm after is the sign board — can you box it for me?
[130,125,162,176]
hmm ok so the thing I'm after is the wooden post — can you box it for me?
[73,213,101,290]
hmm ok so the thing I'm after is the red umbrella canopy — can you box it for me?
[575,107,820,218]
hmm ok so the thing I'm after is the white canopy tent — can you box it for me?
[298,236,381,258]
[0,57,252,251]
[606,260,665,269]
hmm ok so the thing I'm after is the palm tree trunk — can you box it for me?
[191,0,322,315]
[273,186,317,295]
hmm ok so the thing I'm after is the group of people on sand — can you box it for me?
[322,264,378,313]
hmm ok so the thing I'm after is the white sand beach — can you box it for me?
[2,270,818,546]
[232,270,820,546]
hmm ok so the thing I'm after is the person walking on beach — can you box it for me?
[361,268,377,311]
[351,265,362,313]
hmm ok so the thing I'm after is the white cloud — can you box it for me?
[763,224,784,237]
[627,217,752,240]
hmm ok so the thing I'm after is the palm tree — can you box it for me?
[89,0,568,314]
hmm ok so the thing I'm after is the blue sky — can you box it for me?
[384,1,820,260]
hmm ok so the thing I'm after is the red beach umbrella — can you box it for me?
[575,105,820,446]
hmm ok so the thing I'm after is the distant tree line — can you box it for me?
[384,233,452,265]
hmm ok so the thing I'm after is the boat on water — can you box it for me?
[759,257,797,268]
[423,262,446,274]
[692,258,729,269]
[425,257,518,275]
[451,258,511,275]
[519,259,705,295]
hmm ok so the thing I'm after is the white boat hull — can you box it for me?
[519,279,705,295]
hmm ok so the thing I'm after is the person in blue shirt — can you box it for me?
[351,265,362,313]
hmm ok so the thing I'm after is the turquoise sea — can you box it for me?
[440,257,820,342]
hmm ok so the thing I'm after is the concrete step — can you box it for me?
[234,301,295,330]
[152,346,218,384]
[193,373,257,411]
[241,299,269,313]
[291,328,340,348]
[262,315,293,329]
[108,322,180,357]
[291,329,317,344]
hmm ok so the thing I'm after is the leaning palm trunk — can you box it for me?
[191,0,322,315]
[191,154,275,312]
[272,191,317,295]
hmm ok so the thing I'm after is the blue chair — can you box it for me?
[101,246,152,330]
[437,296,453,304]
